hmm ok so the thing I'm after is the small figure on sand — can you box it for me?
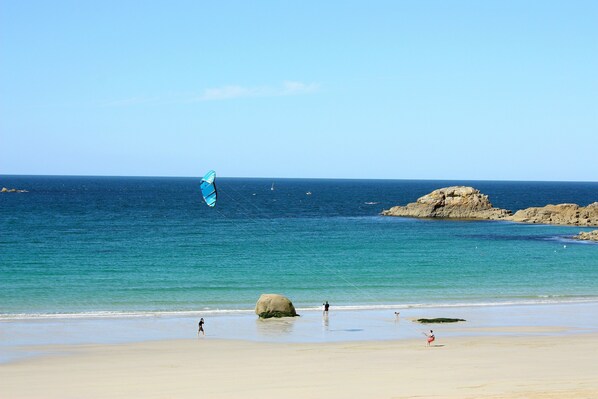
[323,301,330,314]
[394,311,400,320]
[424,330,435,346]
[198,318,205,336]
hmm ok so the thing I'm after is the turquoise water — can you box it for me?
[1,176,597,318]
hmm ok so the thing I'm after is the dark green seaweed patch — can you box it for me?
[416,318,466,324]
[258,311,299,319]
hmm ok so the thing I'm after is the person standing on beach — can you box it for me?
[198,318,205,336]
[323,301,330,314]
[425,330,435,346]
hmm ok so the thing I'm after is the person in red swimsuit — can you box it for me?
[426,330,435,346]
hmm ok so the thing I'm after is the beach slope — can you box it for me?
[2,334,597,399]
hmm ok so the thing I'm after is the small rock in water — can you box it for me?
[1,187,28,193]
[572,230,598,242]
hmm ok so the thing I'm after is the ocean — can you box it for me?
[1,176,597,319]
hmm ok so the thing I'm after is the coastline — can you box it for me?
[2,178,597,396]
[3,301,598,363]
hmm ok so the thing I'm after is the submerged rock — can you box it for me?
[381,186,511,220]
[255,293,298,318]
[508,203,598,227]
[572,230,598,241]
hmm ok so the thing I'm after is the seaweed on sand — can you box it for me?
[416,318,466,323]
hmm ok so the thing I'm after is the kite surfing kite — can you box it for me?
[200,170,217,207]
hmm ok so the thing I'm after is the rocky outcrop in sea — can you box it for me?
[1,187,28,193]
[509,203,598,226]
[382,187,598,227]
[572,230,598,241]
[381,186,512,220]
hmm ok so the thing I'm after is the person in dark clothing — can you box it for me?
[198,318,205,336]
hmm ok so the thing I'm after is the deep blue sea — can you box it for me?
[1,176,597,319]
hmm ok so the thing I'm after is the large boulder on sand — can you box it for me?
[381,186,511,220]
[255,294,298,318]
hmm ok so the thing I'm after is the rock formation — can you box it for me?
[255,293,298,318]
[572,230,598,241]
[382,186,597,227]
[1,187,27,193]
[381,186,512,220]
[508,203,598,227]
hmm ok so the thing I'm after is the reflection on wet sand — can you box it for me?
[323,313,329,330]
[255,317,297,337]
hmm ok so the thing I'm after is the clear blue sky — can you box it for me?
[1,1,597,180]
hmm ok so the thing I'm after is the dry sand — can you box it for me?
[2,334,597,399]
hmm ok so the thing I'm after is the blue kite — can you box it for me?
[200,170,217,207]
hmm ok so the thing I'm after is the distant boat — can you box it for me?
[364,201,379,205]
[271,183,275,191]
[306,192,312,195]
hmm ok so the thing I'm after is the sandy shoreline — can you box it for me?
[3,302,598,398]
[2,334,597,399]
[4,302,598,350]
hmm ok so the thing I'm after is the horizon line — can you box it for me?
[1,173,596,184]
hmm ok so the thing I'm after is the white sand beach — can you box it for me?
[3,302,598,398]
[2,333,598,398]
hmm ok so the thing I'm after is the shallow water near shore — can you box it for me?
[3,301,598,363]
